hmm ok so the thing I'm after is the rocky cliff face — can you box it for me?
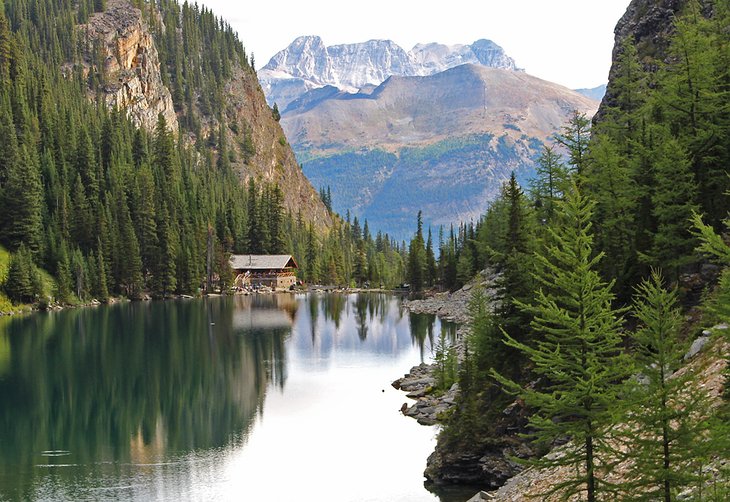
[73,0,331,228]
[597,0,715,119]
[219,66,333,225]
[77,0,178,132]
[259,36,518,109]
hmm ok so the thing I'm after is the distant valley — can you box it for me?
[261,37,600,239]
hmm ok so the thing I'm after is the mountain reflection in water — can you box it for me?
[0,293,456,502]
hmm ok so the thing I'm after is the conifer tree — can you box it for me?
[585,133,637,293]
[268,184,286,254]
[425,228,436,287]
[0,143,43,255]
[115,190,143,299]
[0,93,17,187]
[153,204,177,298]
[530,145,568,225]
[600,37,647,143]
[0,7,12,91]
[647,126,699,279]
[620,270,716,501]
[493,173,534,348]
[408,211,426,291]
[93,240,109,302]
[133,165,159,280]
[554,110,592,178]
[5,243,38,304]
[54,244,73,303]
[493,185,629,502]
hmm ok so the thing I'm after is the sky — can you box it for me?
[195,0,633,90]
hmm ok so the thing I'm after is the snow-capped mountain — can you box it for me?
[258,36,518,109]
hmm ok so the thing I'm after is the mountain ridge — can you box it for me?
[284,64,598,239]
[259,35,518,109]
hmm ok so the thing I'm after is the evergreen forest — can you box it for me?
[401,1,729,499]
[0,0,406,311]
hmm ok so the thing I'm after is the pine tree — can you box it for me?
[407,211,426,291]
[585,133,637,294]
[492,185,630,502]
[493,173,534,350]
[659,0,730,229]
[425,228,436,287]
[153,204,177,298]
[54,244,73,303]
[115,189,143,299]
[0,6,12,91]
[600,37,647,143]
[268,184,286,254]
[93,240,109,302]
[0,143,43,255]
[0,93,17,187]
[5,243,38,304]
[133,165,159,281]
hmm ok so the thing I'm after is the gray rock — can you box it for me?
[684,335,710,360]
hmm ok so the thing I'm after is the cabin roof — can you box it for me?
[229,254,298,270]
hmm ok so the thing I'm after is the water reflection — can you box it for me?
[0,298,286,500]
[0,293,458,501]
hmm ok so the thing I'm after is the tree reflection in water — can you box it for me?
[0,292,457,501]
[0,296,289,500]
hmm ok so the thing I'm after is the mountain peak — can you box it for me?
[259,37,517,109]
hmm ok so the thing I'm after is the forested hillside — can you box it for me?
[0,0,406,309]
[402,0,730,498]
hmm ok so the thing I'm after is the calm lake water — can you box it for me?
[0,293,473,502]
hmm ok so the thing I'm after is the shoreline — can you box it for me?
[394,271,499,424]
[0,285,405,317]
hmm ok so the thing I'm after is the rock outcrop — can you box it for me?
[77,0,178,132]
[71,0,332,229]
[392,363,458,426]
[597,0,713,121]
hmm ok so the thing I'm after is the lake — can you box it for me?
[0,293,473,501]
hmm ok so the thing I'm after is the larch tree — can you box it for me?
[620,270,717,502]
[554,110,592,178]
[492,185,630,502]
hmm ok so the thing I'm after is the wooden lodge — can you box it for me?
[230,255,299,290]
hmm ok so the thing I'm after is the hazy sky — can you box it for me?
[196,0,632,90]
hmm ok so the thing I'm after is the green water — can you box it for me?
[0,293,469,501]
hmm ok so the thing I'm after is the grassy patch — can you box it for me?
[0,293,12,314]
[0,244,56,309]
[0,245,10,285]
[37,268,56,299]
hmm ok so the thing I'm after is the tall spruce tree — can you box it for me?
[0,143,43,255]
[530,145,568,225]
[585,133,637,294]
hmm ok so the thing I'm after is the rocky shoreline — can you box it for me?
[392,363,459,426]
[398,278,730,501]
[396,271,534,496]
[394,274,488,425]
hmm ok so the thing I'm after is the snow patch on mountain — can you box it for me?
[259,36,519,108]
